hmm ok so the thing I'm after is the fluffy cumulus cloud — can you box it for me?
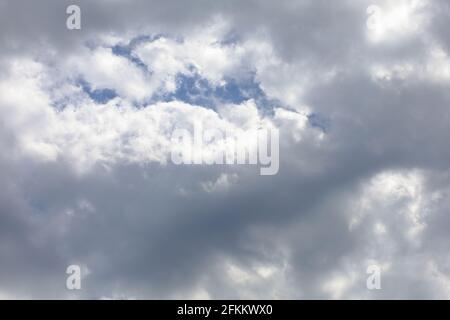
[1,0,450,299]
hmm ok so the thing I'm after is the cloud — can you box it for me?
[1,0,450,300]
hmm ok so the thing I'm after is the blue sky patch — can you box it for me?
[78,79,118,104]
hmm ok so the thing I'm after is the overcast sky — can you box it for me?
[1,0,450,299]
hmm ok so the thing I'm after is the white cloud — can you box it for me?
[66,47,152,103]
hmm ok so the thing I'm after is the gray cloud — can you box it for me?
[1,0,450,299]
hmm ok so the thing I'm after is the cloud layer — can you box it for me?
[1,0,450,299]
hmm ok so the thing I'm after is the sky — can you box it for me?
[1,0,450,299]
